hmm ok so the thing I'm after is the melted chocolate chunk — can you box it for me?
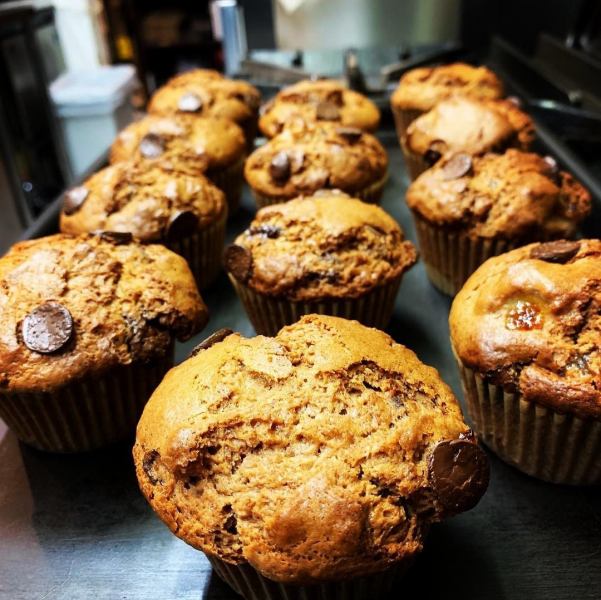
[336,127,363,143]
[530,240,580,264]
[167,210,198,240]
[22,302,73,354]
[424,149,442,167]
[249,224,281,239]
[428,439,489,515]
[139,133,165,158]
[97,231,133,245]
[441,153,472,180]
[178,92,203,113]
[269,151,291,184]
[189,328,234,357]
[63,186,89,216]
[315,101,340,121]
[224,244,253,282]
[142,449,160,485]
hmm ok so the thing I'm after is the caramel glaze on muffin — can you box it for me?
[245,122,388,201]
[406,150,591,240]
[450,240,601,419]
[259,79,380,138]
[0,234,207,392]
[109,115,246,176]
[60,162,226,242]
[134,314,489,584]
[391,63,504,113]
[227,193,417,300]
[404,97,534,166]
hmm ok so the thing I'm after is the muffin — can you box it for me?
[406,149,591,295]
[450,240,601,484]
[390,62,504,138]
[134,314,489,600]
[148,69,261,150]
[110,114,246,213]
[59,162,227,289]
[0,233,207,452]
[245,122,388,208]
[224,193,417,335]
[402,97,534,180]
[259,79,380,139]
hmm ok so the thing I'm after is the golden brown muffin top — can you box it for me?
[391,62,504,112]
[59,162,226,243]
[403,97,534,163]
[225,193,417,301]
[245,122,388,200]
[406,150,591,239]
[134,314,488,583]
[148,71,260,125]
[450,240,601,419]
[109,115,246,174]
[0,234,207,392]
[259,79,380,138]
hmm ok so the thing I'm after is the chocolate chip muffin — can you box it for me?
[450,240,601,484]
[259,79,380,139]
[390,62,504,138]
[109,114,246,213]
[245,122,388,208]
[59,162,227,289]
[148,70,261,150]
[402,97,534,180]
[0,233,207,452]
[224,193,417,335]
[134,314,489,599]
[406,149,591,295]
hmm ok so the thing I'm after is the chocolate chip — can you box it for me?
[142,449,160,485]
[288,148,305,174]
[249,224,281,239]
[139,133,165,158]
[224,244,253,282]
[189,328,234,357]
[178,92,203,113]
[428,439,489,516]
[269,151,291,184]
[529,240,580,263]
[441,153,472,180]
[167,210,198,240]
[224,514,237,535]
[22,302,73,354]
[336,127,363,143]
[63,186,89,216]
[424,149,442,166]
[97,231,133,245]
[315,101,340,121]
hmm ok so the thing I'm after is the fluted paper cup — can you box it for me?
[207,155,245,216]
[391,106,423,145]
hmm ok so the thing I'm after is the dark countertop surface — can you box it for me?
[1,132,600,600]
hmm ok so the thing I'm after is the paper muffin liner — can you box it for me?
[229,275,401,336]
[391,106,424,145]
[167,208,227,290]
[455,360,601,485]
[0,351,174,453]
[240,112,259,153]
[411,212,518,296]
[250,174,388,210]
[400,139,432,181]
[208,555,410,600]
[207,155,245,216]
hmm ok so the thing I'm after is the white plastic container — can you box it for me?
[50,65,137,179]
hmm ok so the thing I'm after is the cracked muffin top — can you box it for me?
[109,115,246,175]
[148,70,260,127]
[403,97,534,163]
[133,314,489,584]
[0,234,207,392]
[450,240,601,419]
[391,63,504,112]
[259,79,380,138]
[406,150,591,239]
[59,162,226,242]
[225,193,417,301]
[245,122,388,201]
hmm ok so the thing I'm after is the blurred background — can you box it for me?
[0,0,599,250]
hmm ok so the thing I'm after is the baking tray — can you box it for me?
[1,131,600,600]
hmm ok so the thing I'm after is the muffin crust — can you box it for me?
[134,315,488,583]
[450,240,601,419]
[0,234,207,392]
